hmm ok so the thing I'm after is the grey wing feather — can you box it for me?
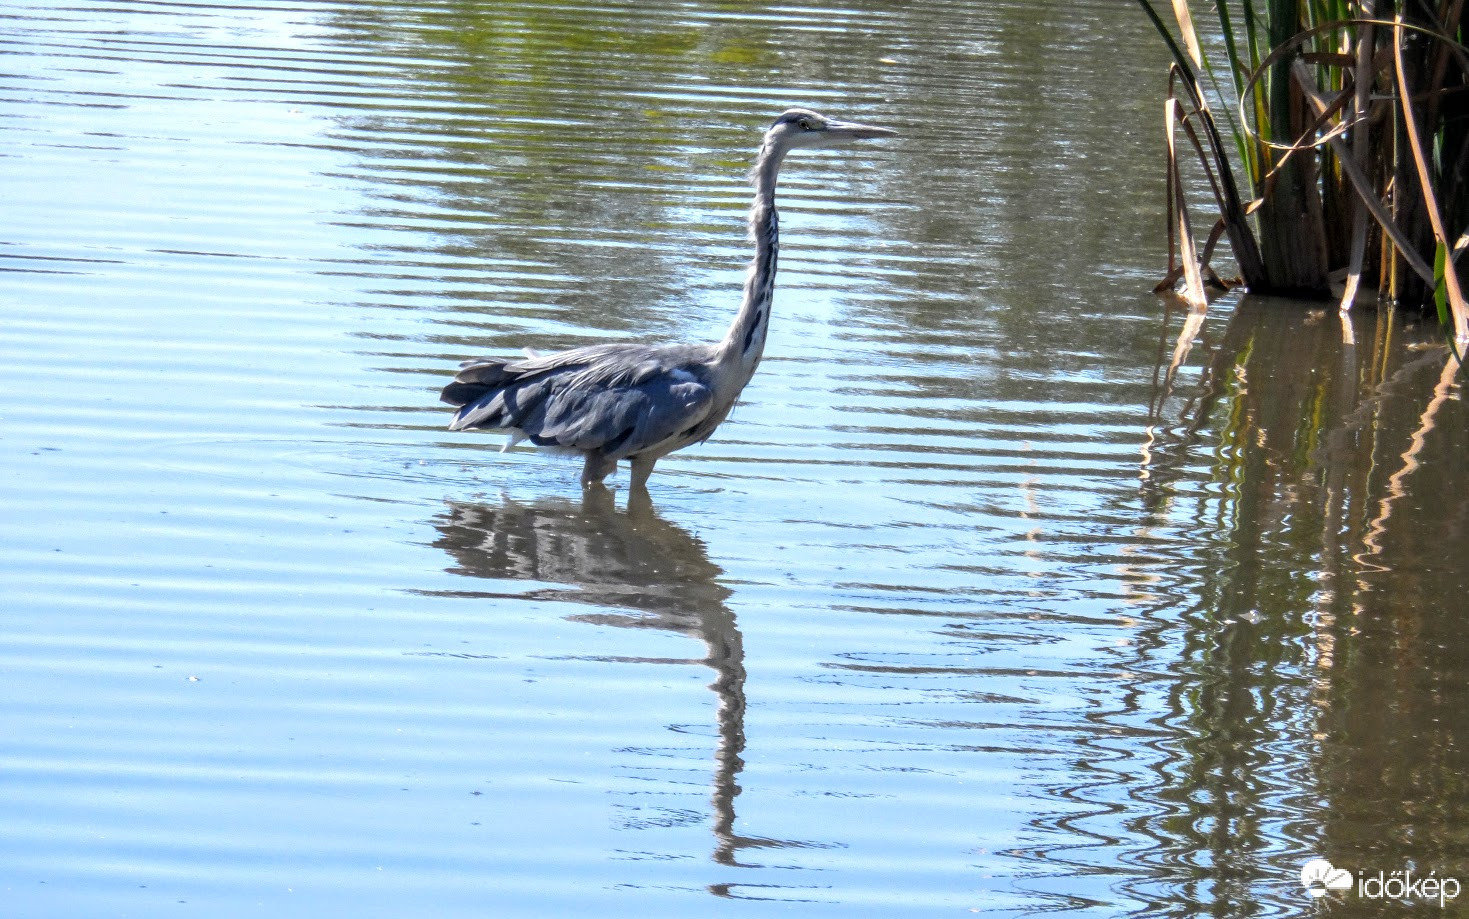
[533,376,714,456]
[442,343,717,458]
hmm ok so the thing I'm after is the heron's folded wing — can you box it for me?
[528,371,715,457]
[445,344,718,441]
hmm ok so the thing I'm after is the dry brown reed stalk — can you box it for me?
[1163,88,1216,310]
[1139,0,1269,297]
[1391,14,1469,344]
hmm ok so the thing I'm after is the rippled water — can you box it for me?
[3,1,1466,916]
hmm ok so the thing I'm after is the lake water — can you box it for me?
[2,1,1466,917]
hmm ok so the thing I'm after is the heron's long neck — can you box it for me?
[718,144,782,377]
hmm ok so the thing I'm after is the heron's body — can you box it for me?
[441,109,893,491]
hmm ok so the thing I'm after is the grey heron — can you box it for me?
[440,108,896,492]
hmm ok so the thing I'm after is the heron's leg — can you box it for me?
[628,456,657,492]
[581,452,616,487]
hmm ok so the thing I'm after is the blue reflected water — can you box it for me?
[1,1,1465,917]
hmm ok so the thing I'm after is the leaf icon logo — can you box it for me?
[1301,858,1354,898]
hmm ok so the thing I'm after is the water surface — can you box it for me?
[2,1,1465,916]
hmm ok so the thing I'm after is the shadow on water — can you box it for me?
[426,489,805,873]
[1126,296,1469,915]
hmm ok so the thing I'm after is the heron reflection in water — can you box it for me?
[430,489,805,867]
[441,109,896,493]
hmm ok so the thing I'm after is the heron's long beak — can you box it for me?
[824,118,898,141]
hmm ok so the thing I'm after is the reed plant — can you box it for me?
[1137,0,1468,352]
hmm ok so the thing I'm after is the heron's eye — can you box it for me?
[798,117,814,131]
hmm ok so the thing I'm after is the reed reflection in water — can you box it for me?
[1134,296,1469,916]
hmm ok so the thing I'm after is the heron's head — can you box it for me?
[762,108,897,153]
